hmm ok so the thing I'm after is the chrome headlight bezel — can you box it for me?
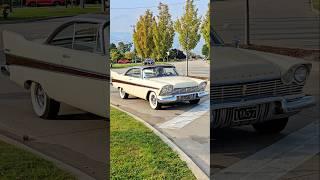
[294,65,309,84]
[282,64,311,85]
[198,82,207,91]
[159,85,174,96]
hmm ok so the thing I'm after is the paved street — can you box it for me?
[213,0,320,49]
[0,19,108,180]
[111,62,211,176]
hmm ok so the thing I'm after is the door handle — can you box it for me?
[62,54,70,59]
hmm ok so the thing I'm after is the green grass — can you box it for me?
[0,140,76,180]
[313,0,320,10]
[1,6,101,21]
[110,107,196,180]
[111,62,170,69]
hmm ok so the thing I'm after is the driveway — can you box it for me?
[0,19,108,180]
[213,0,320,49]
[110,61,211,176]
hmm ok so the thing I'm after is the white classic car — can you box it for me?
[211,30,315,133]
[1,14,109,119]
[111,65,208,109]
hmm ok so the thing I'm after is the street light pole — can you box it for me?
[244,0,250,45]
[186,31,189,76]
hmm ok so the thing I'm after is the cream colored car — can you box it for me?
[1,14,109,119]
[111,65,208,109]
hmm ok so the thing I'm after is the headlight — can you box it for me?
[198,82,207,91]
[159,85,173,96]
[294,65,308,83]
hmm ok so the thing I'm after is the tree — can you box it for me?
[174,0,201,75]
[124,51,135,60]
[133,10,155,59]
[117,42,132,54]
[169,49,186,60]
[110,49,122,64]
[202,44,209,57]
[201,4,210,57]
[110,43,117,51]
[152,3,175,61]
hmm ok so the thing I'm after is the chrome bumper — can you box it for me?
[212,95,315,112]
[158,91,208,103]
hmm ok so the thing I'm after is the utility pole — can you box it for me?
[244,0,250,45]
[186,31,189,76]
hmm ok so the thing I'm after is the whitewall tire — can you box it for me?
[30,82,60,119]
[119,88,129,99]
[149,92,161,110]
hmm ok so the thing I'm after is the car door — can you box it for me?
[121,68,145,99]
[46,22,108,118]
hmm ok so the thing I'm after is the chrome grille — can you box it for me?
[212,103,273,128]
[173,86,199,95]
[211,79,304,103]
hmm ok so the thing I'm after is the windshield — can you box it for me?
[212,29,224,46]
[142,66,178,78]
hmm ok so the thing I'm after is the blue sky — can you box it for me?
[110,0,209,55]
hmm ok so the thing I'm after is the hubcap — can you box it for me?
[151,94,157,106]
[35,85,45,108]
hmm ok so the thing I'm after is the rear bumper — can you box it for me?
[158,91,208,103]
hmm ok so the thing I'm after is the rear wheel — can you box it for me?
[149,92,161,110]
[252,118,288,134]
[119,88,129,99]
[30,82,60,119]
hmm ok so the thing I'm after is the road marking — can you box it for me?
[158,100,209,129]
[213,121,320,180]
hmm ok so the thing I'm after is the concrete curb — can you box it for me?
[0,134,96,180]
[0,15,73,24]
[111,105,209,180]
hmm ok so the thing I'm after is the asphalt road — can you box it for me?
[213,0,320,49]
[0,18,108,180]
[211,61,320,179]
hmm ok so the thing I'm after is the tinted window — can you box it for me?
[125,68,141,78]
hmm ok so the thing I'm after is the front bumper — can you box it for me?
[158,91,208,103]
[212,95,316,128]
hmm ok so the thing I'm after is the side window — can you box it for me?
[125,69,141,78]
[49,22,101,53]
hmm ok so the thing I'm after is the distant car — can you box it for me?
[117,59,131,64]
[144,58,155,65]
[1,14,109,119]
[211,30,315,133]
[111,65,208,109]
[26,0,64,6]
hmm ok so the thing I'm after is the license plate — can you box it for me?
[178,94,196,101]
[234,106,258,122]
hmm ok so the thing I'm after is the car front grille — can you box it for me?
[211,79,304,103]
[173,86,199,95]
[212,103,273,128]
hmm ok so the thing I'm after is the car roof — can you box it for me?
[71,13,108,24]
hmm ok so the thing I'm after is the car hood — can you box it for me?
[149,76,202,88]
[212,47,308,85]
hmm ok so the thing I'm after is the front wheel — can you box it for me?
[189,99,200,104]
[252,118,288,134]
[149,92,161,110]
[30,82,60,119]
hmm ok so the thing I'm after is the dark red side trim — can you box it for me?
[112,79,159,90]
[6,54,109,81]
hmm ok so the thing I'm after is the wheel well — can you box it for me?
[24,80,33,89]
[146,91,153,101]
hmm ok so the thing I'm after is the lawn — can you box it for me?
[110,107,196,180]
[0,140,76,180]
[111,62,170,69]
[0,6,101,21]
[313,0,320,10]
